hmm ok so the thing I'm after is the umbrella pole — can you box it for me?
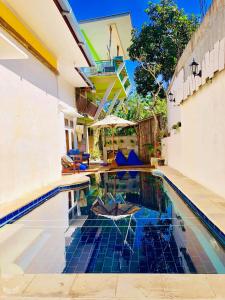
[112,125,115,160]
[111,125,117,168]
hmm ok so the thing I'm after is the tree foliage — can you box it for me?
[117,92,152,122]
[128,0,199,96]
[134,65,165,98]
[111,92,167,136]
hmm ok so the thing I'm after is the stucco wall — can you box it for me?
[167,0,225,128]
[0,49,58,98]
[57,76,75,107]
[164,0,225,198]
[164,69,225,198]
[0,64,62,204]
[180,70,225,197]
[167,103,181,131]
[162,131,182,171]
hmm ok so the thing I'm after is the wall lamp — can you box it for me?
[190,59,202,77]
[168,92,175,102]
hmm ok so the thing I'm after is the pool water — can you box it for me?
[1,172,224,274]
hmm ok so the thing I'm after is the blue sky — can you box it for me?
[70,0,211,87]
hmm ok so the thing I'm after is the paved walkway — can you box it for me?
[0,273,224,299]
[0,174,90,219]
[158,166,225,234]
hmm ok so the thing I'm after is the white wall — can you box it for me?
[162,131,182,171]
[164,0,225,198]
[167,102,181,131]
[57,76,75,107]
[0,51,58,98]
[181,71,225,197]
[0,64,62,204]
[0,27,82,205]
[164,70,225,198]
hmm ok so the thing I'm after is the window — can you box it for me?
[64,119,69,126]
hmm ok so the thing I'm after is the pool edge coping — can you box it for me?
[1,168,224,247]
[152,169,225,247]
[0,178,90,228]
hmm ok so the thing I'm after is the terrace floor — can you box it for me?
[0,274,224,299]
[158,166,225,234]
[0,173,90,220]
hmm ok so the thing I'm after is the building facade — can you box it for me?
[163,0,225,198]
[0,0,94,204]
[75,13,133,153]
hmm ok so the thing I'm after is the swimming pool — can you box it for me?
[0,171,224,274]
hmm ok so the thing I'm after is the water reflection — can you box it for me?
[62,172,225,274]
[2,172,224,274]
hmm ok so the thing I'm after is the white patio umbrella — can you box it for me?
[91,115,136,164]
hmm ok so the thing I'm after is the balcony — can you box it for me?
[76,96,98,118]
[81,56,125,75]
[81,56,131,97]
[81,60,116,77]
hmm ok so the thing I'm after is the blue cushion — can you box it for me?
[127,150,144,166]
[115,150,127,166]
[68,149,80,155]
[79,163,88,170]
[82,153,90,159]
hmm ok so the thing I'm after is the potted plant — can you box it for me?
[172,122,181,133]
[172,124,178,130]
[147,143,165,167]
[147,143,154,157]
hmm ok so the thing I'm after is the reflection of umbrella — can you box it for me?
[91,115,136,164]
[91,199,140,221]
[92,196,140,253]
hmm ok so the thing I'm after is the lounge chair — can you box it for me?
[68,149,90,166]
[61,155,88,174]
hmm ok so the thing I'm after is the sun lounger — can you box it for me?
[61,154,88,174]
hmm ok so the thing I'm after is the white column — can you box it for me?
[73,117,78,149]
[68,128,72,150]
[94,79,116,120]
[106,89,122,116]
[84,125,89,153]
